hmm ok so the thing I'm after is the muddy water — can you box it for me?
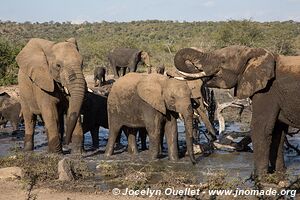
[1,120,300,186]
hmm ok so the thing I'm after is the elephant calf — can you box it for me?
[0,102,22,132]
[81,91,108,149]
[94,66,106,87]
[105,73,197,163]
[81,90,147,150]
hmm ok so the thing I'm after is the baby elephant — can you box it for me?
[0,102,22,132]
[94,66,106,87]
[81,91,108,149]
[105,73,197,163]
[81,91,146,150]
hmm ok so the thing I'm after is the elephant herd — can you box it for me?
[1,37,298,181]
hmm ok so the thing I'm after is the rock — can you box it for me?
[58,158,74,181]
[278,180,289,188]
[0,167,22,179]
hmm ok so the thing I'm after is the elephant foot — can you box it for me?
[104,152,112,157]
[48,147,63,154]
[24,142,33,151]
[168,155,179,162]
[69,144,82,154]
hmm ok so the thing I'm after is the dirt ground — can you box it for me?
[0,180,147,200]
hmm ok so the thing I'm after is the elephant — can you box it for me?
[105,72,202,163]
[81,91,108,149]
[108,48,151,78]
[16,38,86,153]
[0,92,11,108]
[0,102,22,132]
[174,45,300,179]
[155,64,165,75]
[94,66,106,87]
[81,90,147,150]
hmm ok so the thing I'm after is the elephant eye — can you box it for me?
[56,64,61,68]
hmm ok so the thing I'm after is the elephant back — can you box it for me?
[109,48,140,67]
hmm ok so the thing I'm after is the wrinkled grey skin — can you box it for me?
[94,66,106,87]
[16,38,86,153]
[108,48,151,78]
[0,102,21,132]
[105,73,196,163]
[174,45,300,179]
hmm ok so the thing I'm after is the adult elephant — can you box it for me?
[16,38,86,153]
[105,73,199,163]
[108,48,151,78]
[174,45,300,179]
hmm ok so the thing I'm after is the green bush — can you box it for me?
[0,20,299,83]
[0,37,20,85]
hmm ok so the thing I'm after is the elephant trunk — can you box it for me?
[65,69,86,145]
[181,109,196,164]
[174,48,206,74]
[196,107,217,141]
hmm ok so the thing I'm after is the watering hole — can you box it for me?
[1,119,300,193]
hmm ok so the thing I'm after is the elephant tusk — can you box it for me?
[64,87,69,95]
[193,111,200,117]
[203,100,209,107]
[177,69,206,78]
[87,87,93,92]
[173,76,186,81]
[178,113,184,121]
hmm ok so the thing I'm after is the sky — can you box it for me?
[0,0,300,23]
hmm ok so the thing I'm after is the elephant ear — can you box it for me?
[16,38,55,92]
[186,79,203,99]
[236,51,275,99]
[137,74,166,114]
[66,37,79,51]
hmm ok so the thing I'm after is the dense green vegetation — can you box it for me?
[0,20,300,85]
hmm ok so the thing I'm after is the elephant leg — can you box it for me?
[122,67,127,76]
[251,93,280,178]
[164,118,179,161]
[269,121,287,174]
[40,106,62,153]
[124,128,138,155]
[58,111,65,145]
[105,124,122,156]
[139,128,148,150]
[70,117,83,153]
[110,62,118,78]
[91,127,99,149]
[146,124,161,159]
[11,120,19,132]
[22,106,36,151]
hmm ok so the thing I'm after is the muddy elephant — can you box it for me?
[94,66,106,87]
[16,38,86,153]
[105,73,200,163]
[108,48,151,78]
[174,45,300,179]
[0,102,21,132]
